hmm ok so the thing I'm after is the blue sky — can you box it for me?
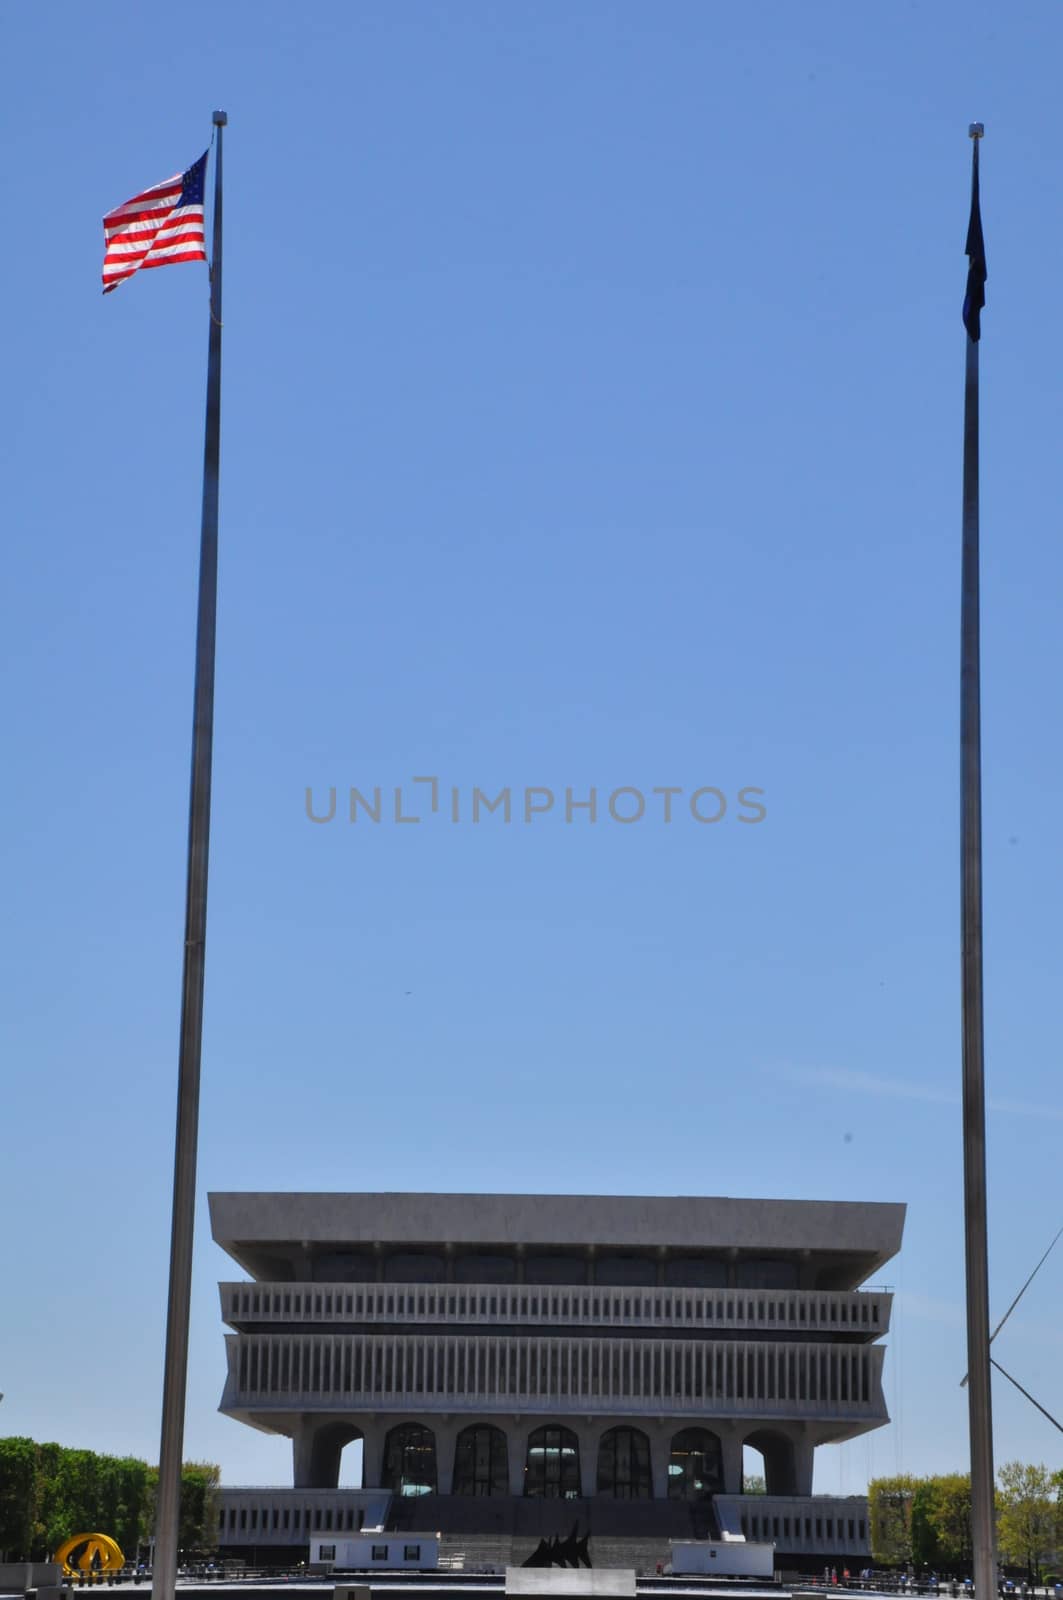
[2,0,1062,1497]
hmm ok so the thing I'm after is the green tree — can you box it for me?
[180,1463,220,1554]
[926,1473,973,1568]
[0,1440,219,1562]
[743,1475,767,1495]
[96,1455,150,1559]
[31,1442,62,1557]
[0,1438,38,1558]
[144,1462,220,1555]
[870,1475,919,1566]
[996,1461,1061,1583]
[911,1480,944,1569]
[43,1448,100,1553]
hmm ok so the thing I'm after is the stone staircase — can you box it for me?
[438,1531,671,1576]
[584,1537,673,1576]
[428,1496,720,1577]
[439,1534,512,1573]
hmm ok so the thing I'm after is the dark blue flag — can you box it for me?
[963,156,986,341]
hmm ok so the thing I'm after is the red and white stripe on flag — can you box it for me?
[102,152,207,294]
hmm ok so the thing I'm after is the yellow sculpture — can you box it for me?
[54,1534,126,1577]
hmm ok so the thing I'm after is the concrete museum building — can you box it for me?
[210,1192,904,1569]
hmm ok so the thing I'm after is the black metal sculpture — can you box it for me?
[521,1524,591,1568]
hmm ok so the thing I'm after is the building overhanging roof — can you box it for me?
[209,1192,905,1284]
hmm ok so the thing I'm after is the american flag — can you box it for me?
[102,152,208,293]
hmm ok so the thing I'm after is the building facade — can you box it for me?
[210,1192,903,1562]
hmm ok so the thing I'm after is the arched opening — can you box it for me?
[668,1428,723,1500]
[295,1422,362,1489]
[597,1427,652,1499]
[338,1436,365,1487]
[743,1430,796,1496]
[453,1425,508,1496]
[524,1425,580,1498]
[383,1423,437,1496]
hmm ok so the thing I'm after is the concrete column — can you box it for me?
[650,1429,670,1501]
[359,1421,385,1490]
[791,1435,815,1497]
[292,1418,315,1488]
[749,1430,802,1496]
[575,1423,598,1498]
[292,1419,345,1489]
[719,1428,744,1495]
[434,1418,458,1495]
[507,1424,526,1497]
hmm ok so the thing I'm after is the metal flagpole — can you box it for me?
[151,107,227,1600]
[959,120,996,1600]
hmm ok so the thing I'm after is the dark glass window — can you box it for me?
[597,1427,652,1498]
[595,1254,655,1287]
[384,1252,445,1283]
[524,1425,580,1498]
[663,1257,728,1289]
[668,1427,724,1500]
[524,1254,588,1285]
[454,1424,509,1496]
[739,1254,797,1292]
[313,1252,375,1283]
[383,1423,437,1496]
[453,1253,517,1284]
[735,1258,799,1290]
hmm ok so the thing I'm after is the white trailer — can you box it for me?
[309,1534,439,1570]
[670,1541,775,1578]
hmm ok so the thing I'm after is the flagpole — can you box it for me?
[959,120,996,1600]
[151,107,226,1600]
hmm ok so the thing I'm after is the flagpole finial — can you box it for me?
[213,110,228,126]
[969,122,984,139]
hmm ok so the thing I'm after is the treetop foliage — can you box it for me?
[869,1467,1063,1579]
[0,1439,220,1563]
